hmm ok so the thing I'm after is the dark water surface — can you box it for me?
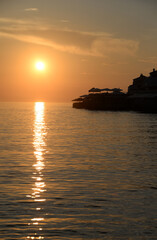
[0,102,157,239]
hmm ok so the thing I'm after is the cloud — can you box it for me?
[0,17,30,25]
[138,57,157,64]
[60,20,69,23]
[91,37,139,57]
[0,17,139,58]
[25,8,39,12]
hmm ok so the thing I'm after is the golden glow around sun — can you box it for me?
[35,61,45,71]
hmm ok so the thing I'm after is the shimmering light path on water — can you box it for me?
[26,102,46,239]
[0,102,157,239]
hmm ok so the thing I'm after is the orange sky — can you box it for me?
[0,0,157,102]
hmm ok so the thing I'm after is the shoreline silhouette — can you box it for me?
[72,69,157,113]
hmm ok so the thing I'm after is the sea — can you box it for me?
[0,102,157,240]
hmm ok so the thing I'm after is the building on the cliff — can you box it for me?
[128,69,157,94]
[127,68,157,112]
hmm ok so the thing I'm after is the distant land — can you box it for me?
[72,69,157,113]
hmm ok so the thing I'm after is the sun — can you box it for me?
[35,61,45,71]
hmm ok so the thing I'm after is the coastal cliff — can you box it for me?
[73,93,129,111]
[72,69,157,113]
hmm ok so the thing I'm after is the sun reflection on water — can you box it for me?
[27,102,47,240]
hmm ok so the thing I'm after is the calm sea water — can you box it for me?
[0,102,157,240]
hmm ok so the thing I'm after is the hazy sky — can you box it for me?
[0,0,157,101]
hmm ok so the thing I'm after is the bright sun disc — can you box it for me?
[35,61,45,71]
